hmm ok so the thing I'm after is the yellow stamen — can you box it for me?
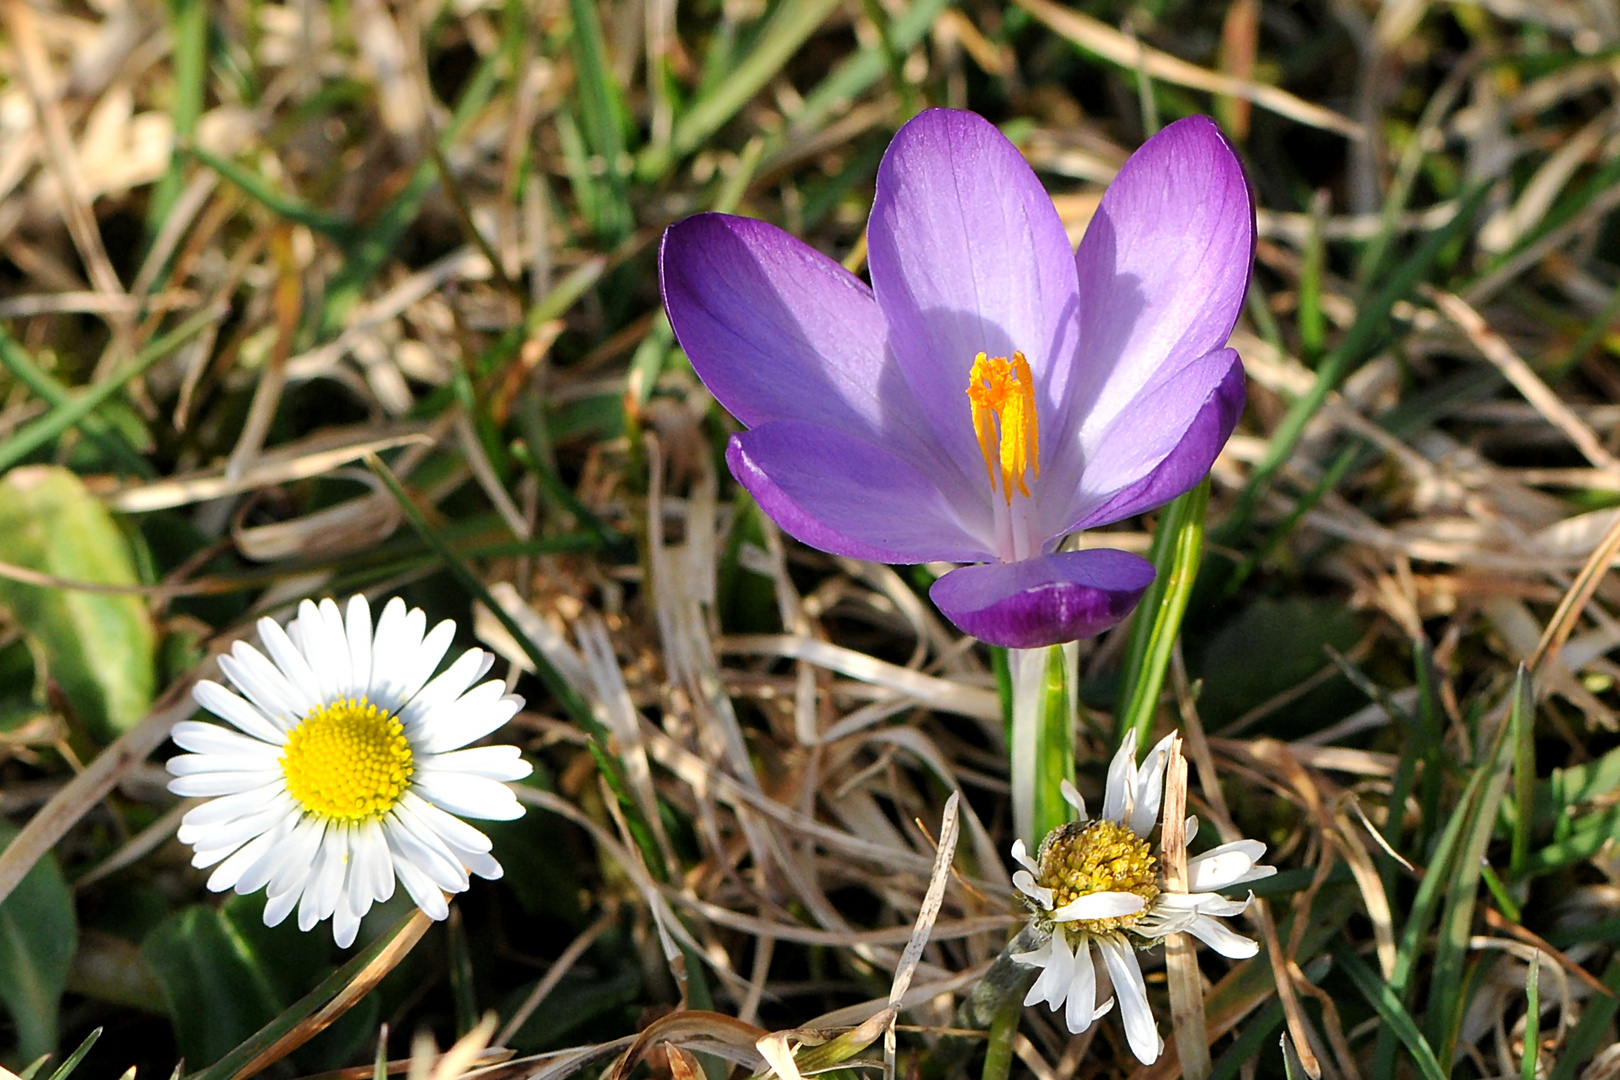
[965,351,1040,504]
[280,696,414,822]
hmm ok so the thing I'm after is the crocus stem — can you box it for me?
[1116,478,1210,759]
[1009,644,1075,848]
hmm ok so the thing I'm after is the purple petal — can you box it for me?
[660,213,937,456]
[868,109,1083,491]
[1068,115,1254,440]
[929,549,1154,648]
[728,421,994,564]
[1069,348,1245,531]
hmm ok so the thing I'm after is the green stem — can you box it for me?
[1117,479,1210,757]
[1008,644,1074,847]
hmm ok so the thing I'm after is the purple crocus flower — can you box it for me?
[659,110,1253,649]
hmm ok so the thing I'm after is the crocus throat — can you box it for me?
[966,351,1040,506]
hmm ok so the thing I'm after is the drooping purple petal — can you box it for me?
[660,213,941,460]
[1067,115,1253,441]
[727,421,994,564]
[868,108,1084,490]
[1067,348,1245,531]
[929,549,1154,648]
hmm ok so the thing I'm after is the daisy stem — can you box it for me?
[980,998,1021,1080]
[1009,644,1075,849]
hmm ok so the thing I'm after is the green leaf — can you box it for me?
[0,466,155,742]
[0,820,79,1063]
[142,905,286,1071]
[1117,477,1209,753]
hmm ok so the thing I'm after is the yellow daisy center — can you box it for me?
[966,351,1040,504]
[1036,819,1160,933]
[280,696,414,821]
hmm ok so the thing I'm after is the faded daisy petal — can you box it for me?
[1010,733,1272,1064]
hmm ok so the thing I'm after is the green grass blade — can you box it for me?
[0,305,217,475]
[640,0,843,179]
[1331,941,1446,1080]
[1116,478,1209,756]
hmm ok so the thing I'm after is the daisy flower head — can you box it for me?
[167,595,532,947]
[1010,731,1275,1064]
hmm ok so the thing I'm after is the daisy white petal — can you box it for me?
[1059,778,1086,819]
[1011,838,1039,874]
[399,791,495,853]
[423,745,533,782]
[206,825,287,893]
[1101,730,1136,824]
[169,769,285,797]
[1064,937,1100,1034]
[258,617,323,704]
[1023,932,1074,1010]
[387,830,451,921]
[192,680,286,744]
[166,753,276,776]
[264,886,299,927]
[171,719,276,757]
[1129,734,1174,836]
[1098,936,1161,1064]
[179,783,286,829]
[1187,839,1270,890]
[1184,914,1260,958]
[1012,869,1054,908]
[218,648,302,726]
[400,649,494,728]
[345,595,374,698]
[412,686,523,754]
[413,772,524,821]
[332,901,362,949]
[1051,891,1145,923]
[397,619,457,705]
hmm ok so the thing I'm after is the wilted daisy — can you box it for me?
[1010,731,1274,1063]
[167,595,531,947]
[661,109,1253,647]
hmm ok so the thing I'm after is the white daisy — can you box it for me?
[1010,730,1275,1064]
[167,595,532,947]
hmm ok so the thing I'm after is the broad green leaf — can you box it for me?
[142,906,285,1071]
[0,466,155,741]
[0,821,78,1064]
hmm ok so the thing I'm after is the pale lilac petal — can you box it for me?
[1068,115,1253,439]
[660,213,942,461]
[869,109,1083,491]
[1051,891,1145,922]
[1066,350,1245,532]
[728,422,993,564]
[929,549,1153,648]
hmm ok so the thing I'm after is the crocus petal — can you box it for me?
[1068,349,1245,532]
[868,108,1084,490]
[727,422,992,564]
[1068,115,1253,437]
[661,213,940,457]
[929,549,1153,649]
